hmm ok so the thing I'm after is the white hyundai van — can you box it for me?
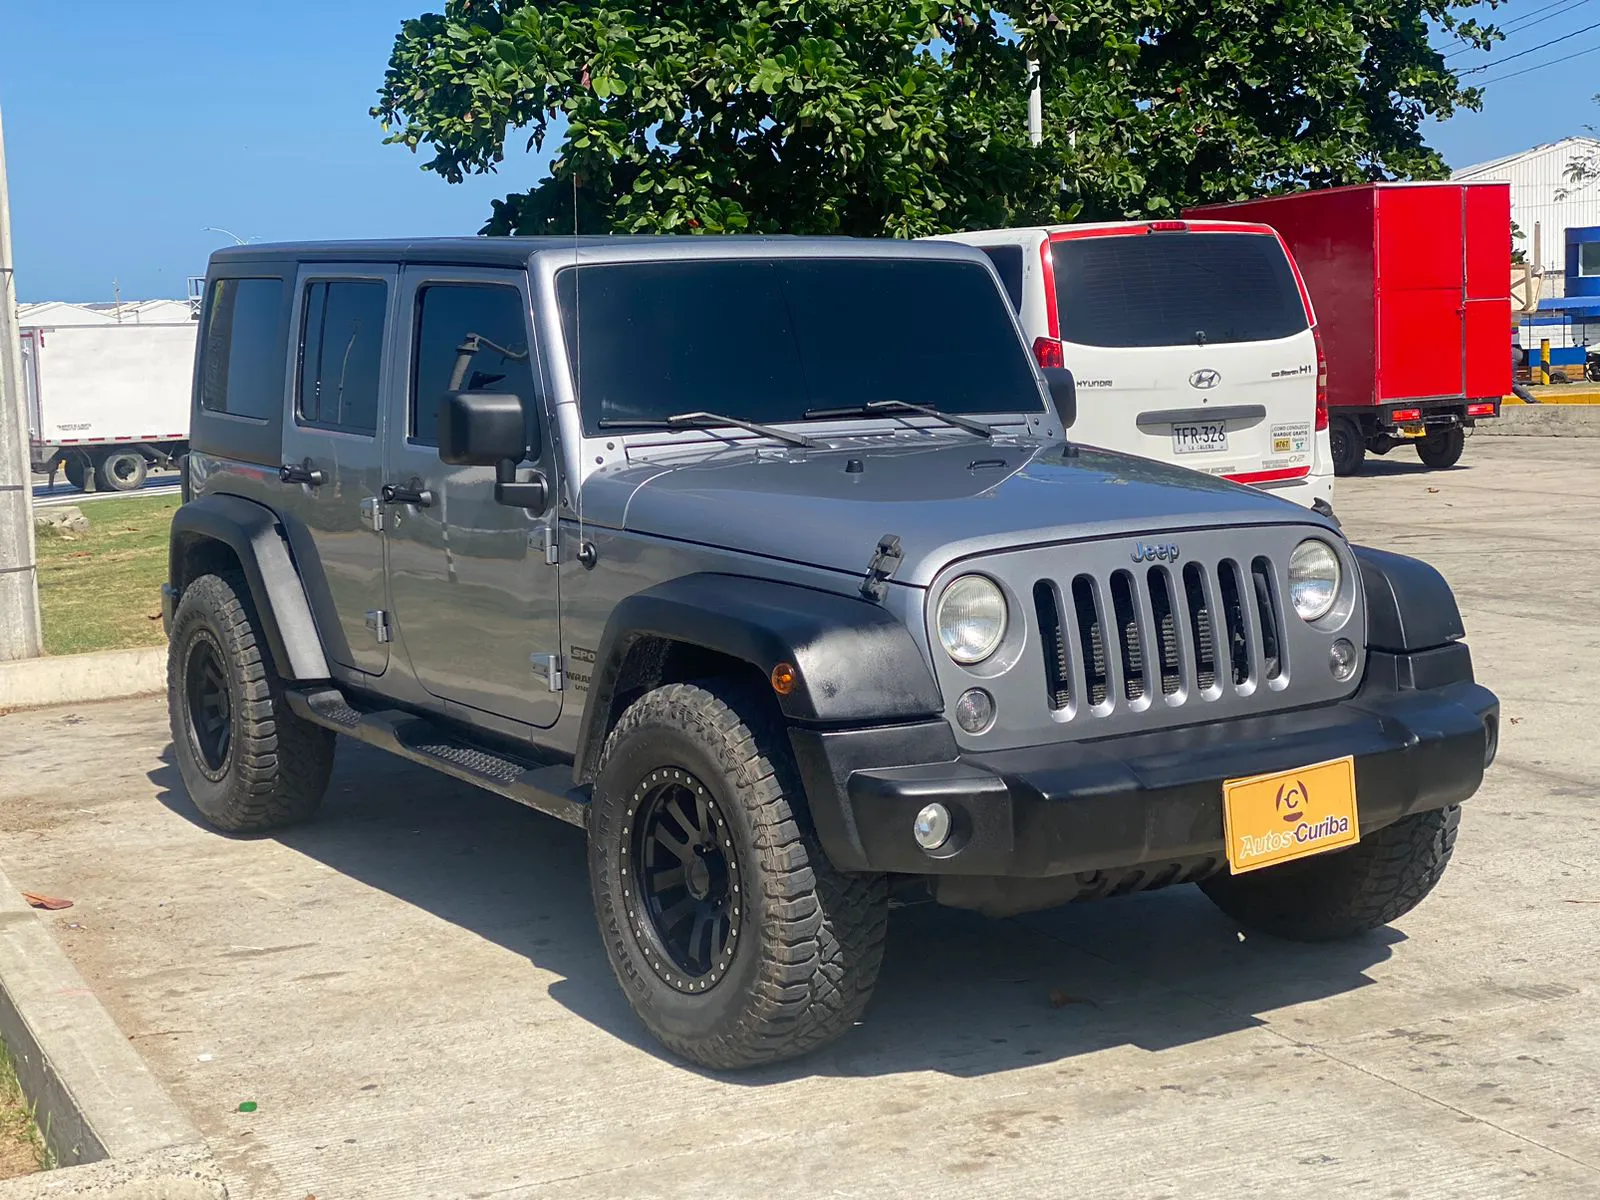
[938,221,1334,515]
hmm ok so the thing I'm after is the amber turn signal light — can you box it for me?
[770,662,797,696]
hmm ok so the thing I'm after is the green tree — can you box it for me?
[373,1,1499,237]
[1558,95,1599,200]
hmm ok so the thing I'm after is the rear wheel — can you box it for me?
[62,455,90,492]
[1330,417,1365,477]
[1415,426,1465,469]
[168,572,335,832]
[1199,806,1459,941]
[588,681,889,1069]
[95,450,148,492]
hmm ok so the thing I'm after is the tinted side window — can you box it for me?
[1054,233,1309,348]
[411,283,537,446]
[981,245,1025,312]
[200,278,283,420]
[296,281,387,434]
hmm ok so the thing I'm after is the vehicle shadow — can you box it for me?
[150,740,1398,1082]
[1353,456,1469,478]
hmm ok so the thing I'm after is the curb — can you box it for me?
[0,865,224,1198]
[0,648,165,713]
[1477,405,1600,437]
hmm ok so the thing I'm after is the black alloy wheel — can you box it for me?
[624,767,742,993]
[183,635,233,777]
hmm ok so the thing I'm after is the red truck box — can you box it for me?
[1188,182,1511,474]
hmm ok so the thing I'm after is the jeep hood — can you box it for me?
[581,438,1328,588]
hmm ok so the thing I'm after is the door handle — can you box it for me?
[280,459,325,487]
[381,482,435,508]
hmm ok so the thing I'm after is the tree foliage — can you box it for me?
[373,0,1499,237]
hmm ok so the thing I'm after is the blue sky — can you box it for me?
[3,1,1597,301]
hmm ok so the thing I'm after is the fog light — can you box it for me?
[914,803,952,851]
[1329,638,1358,682]
[954,688,995,734]
[1483,713,1499,768]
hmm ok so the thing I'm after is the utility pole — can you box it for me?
[1027,57,1042,148]
[0,103,44,661]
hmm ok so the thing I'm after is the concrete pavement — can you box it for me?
[0,437,1596,1198]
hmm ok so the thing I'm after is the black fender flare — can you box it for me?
[1353,544,1465,653]
[575,573,944,783]
[168,494,330,680]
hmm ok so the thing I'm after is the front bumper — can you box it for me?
[790,650,1497,878]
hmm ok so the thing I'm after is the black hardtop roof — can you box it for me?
[208,235,983,271]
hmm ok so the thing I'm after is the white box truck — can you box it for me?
[22,322,197,492]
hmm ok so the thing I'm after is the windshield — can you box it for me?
[555,258,1042,435]
[1053,232,1309,348]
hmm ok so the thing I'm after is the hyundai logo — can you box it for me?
[1131,542,1180,564]
[1189,368,1221,390]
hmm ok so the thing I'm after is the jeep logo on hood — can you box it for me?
[1131,541,1180,564]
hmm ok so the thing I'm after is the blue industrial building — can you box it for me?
[1529,225,1600,372]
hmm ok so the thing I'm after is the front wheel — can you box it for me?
[588,681,889,1069]
[1198,806,1459,941]
[1415,426,1465,469]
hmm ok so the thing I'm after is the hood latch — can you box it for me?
[859,535,903,603]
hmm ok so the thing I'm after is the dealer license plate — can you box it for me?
[1222,756,1359,874]
[1172,422,1228,455]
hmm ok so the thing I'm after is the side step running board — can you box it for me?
[285,687,589,828]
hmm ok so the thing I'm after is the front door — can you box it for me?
[383,267,562,729]
[276,265,396,677]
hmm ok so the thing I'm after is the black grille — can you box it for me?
[1036,557,1288,715]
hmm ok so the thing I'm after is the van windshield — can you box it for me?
[555,258,1042,434]
[1053,232,1308,348]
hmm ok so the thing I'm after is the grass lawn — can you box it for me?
[0,1040,48,1180]
[35,495,178,657]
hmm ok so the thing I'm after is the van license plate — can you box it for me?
[1172,423,1228,454]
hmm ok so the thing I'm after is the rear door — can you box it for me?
[1050,228,1318,486]
[1376,187,1466,401]
[275,266,396,678]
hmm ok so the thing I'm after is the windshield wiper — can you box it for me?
[597,411,815,449]
[802,400,993,439]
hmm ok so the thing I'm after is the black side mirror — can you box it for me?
[1042,367,1077,430]
[438,391,526,466]
[437,390,548,511]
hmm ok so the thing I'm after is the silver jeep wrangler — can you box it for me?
[165,237,1498,1069]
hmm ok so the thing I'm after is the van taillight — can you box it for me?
[1313,326,1329,432]
[1033,337,1065,370]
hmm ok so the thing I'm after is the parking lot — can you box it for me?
[0,435,1596,1199]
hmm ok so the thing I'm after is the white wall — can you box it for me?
[1455,138,1600,277]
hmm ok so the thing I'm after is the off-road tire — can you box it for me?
[1330,417,1365,477]
[167,572,335,833]
[95,450,148,492]
[588,681,889,1069]
[1415,426,1465,469]
[1199,805,1460,941]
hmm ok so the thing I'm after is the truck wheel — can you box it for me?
[1198,806,1459,941]
[62,455,90,492]
[1330,417,1365,477]
[588,681,889,1069]
[167,572,335,833]
[95,451,148,492]
[1415,426,1465,469]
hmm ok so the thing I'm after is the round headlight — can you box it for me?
[1289,539,1341,622]
[936,575,1008,664]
